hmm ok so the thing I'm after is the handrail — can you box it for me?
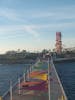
[50,57,68,100]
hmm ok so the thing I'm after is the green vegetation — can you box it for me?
[1,48,75,64]
[0,50,39,64]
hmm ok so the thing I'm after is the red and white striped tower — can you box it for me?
[55,32,62,54]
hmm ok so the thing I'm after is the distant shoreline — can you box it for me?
[54,57,75,63]
[0,59,35,64]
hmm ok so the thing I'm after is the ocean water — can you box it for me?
[55,61,75,100]
[0,64,30,96]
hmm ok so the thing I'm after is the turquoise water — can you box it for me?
[55,61,75,100]
[0,64,30,96]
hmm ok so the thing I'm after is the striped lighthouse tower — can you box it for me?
[55,32,62,54]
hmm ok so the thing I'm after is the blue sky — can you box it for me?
[0,0,75,53]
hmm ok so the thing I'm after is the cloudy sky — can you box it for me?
[0,0,75,53]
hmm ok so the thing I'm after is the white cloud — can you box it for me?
[0,8,18,20]
[30,12,55,18]
[63,38,75,48]
[0,25,40,39]
[20,5,75,20]
[0,5,75,23]
[0,21,75,35]
[0,5,75,38]
[24,26,39,38]
[30,11,75,20]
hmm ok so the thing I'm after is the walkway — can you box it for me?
[3,59,67,100]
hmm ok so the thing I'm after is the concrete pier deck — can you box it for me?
[3,59,67,100]
[4,89,48,100]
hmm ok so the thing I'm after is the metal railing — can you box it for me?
[50,57,68,100]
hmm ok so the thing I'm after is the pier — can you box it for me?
[2,58,67,100]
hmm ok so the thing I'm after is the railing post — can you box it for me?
[27,69,30,81]
[48,57,51,100]
[23,72,26,82]
[10,80,12,100]
[18,78,21,95]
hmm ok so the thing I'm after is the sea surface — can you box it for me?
[55,61,75,100]
[0,64,30,96]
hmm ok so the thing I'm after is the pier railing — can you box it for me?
[51,58,68,100]
[2,60,39,100]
